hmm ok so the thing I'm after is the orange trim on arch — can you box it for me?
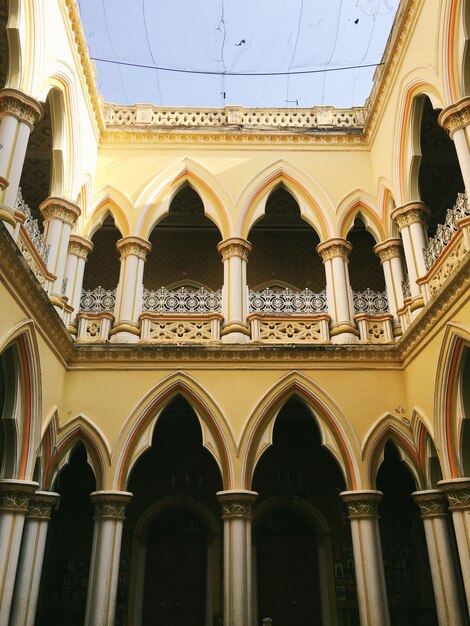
[445,338,464,477]
[370,430,424,487]
[447,0,460,103]
[17,339,32,480]
[116,386,232,491]
[243,384,357,491]
[339,201,386,241]
[89,198,130,237]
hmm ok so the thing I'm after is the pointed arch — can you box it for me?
[443,0,468,102]
[362,414,425,489]
[410,410,444,488]
[136,159,232,239]
[237,161,332,241]
[41,414,110,491]
[337,192,386,241]
[84,186,131,238]
[377,182,399,237]
[0,320,41,481]
[240,372,360,491]
[113,372,235,491]
[435,322,470,478]
[2,0,22,90]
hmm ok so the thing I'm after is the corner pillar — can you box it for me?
[110,236,151,343]
[0,479,38,626]
[217,490,257,626]
[439,97,470,192]
[374,238,406,334]
[217,238,252,343]
[317,238,358,343]
[412,489,467,626]
[63,235,94,331]
[9,491,60,626]
[340,490,390,626]
[84,490,132,626]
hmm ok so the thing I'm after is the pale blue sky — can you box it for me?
[78,0,400,108]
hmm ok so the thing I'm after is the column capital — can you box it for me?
[39,196,81,226]
[90,490,133,520]
[340,489,382,519]
[68,234,94,259]
[316,237,351,262]
[217,237,252,261]
[438,478,470,511]
[438,96,470,138]
[116,236,151,260]
[26,490,60,520]
[373,237,403,263]
[217,489,257,519]
[391,201,430,229]
[0,480,39,513]
[0,88,43,130]
[412,489,448,519]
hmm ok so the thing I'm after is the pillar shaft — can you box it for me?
[110,237,151,343]
[317,238,358,343]
[412,490,466,626]
[374,238,405,323]
[9,491,60,626]
[341,490,390,626]
[84,490,132,626]
[217,238,252,343]
[439,97,470,192]
[217,490,257,626]
[438,478,470,613]
[0,479,38,626]
[63,235,94,327]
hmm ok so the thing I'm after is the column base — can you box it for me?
[330,322,359,344]
[220,322,251,344]
[109,322,141,344]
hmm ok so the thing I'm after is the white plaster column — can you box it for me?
[217,490,257,626]
[391,203,429,311]
[439,97,470,192]
[438,478,470,613]
[374,238,406,333]
[110,236,151,343]
[217,237,252,343]
[63,235,94,331]
[0,89,43,234]
[84,490,132,626]
[9,490,60,626]
[317,238,358,343]
[412,489,467,626]
[0,479,38,626]
[340,490,390,626]
[39,196,81,313]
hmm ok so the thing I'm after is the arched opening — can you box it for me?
[124,396,223,626]
[82,215,121,291]
[460,348,470,475]
[145,185,223,291]
[36,444,96,626]
[463,0,470,96]
[253,397,349,626]
[417,96,464,235]
[248,187,323,291]
[377,442,437,625]
[0,345,18,478]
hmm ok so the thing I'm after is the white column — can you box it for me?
[317,238,358,343]
[84,490,132,626]
[9,491,60,626]
[374,238,406,334]
[439,97,470,192]
[217,490,257,626]
[412,490,466,626]
[217,237,252,344]
[438,478,470,613]
[110,236,151,343]
[39,197,81,312]
[340,490,390,626]
[0,89,43,234]
[391,202,429,312]
[63,235,94,332]
[0,479,38,626]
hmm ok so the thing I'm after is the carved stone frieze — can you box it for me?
[0,89,43,130]
[341,491,382,519]
[0,481,38,513]
[91,491,133,520]
[374,238,403,263]
[27,491,60,520]
[217,237,252,261]
[217,490,257,519]
[391,202,430,229]
[317,238,352,262]
[438,480,470,511]
[68,235,94,259]
[438,97,470,137]
[39,197,81,226]
[412,490,448,518]
[116,236,152,260]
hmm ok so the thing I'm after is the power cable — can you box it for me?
[142,0,163,105]
[102,0,129,103]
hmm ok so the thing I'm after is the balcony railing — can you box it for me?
[352,289,388,315]
[142,286,221,314]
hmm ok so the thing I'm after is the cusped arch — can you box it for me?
[240,372,360,491]
[84,186,132,238]
[434,322,470,478]
[41,415,110,491]
[136,159,232,239]
[113,373,235,491]
[237,161,333,241]
[362,415,425,490]
[337,192,386,241]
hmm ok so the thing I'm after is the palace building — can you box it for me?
[0,1,470,625]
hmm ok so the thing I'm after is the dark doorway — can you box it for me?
[142,507,207,626]
[257,506,321,626]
